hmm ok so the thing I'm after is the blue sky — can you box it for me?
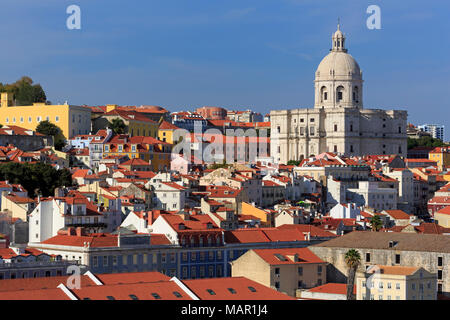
[2,0,449,138]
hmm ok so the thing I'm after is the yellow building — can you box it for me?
[231,248,327,297]
[429,147,450,170]
[241,202,272,226]
[158,120,181,144]
[434,207,450,228]
[356,265,437,300]
[92,106,158,138]
[0,92,91,139]
[103,135,172,172]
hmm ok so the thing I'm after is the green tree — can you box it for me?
[36,120,65,150]
[0,76,47,106]
[344,249,361,300]
[0,162,73,197]
[370,214,383,232]
[108,118,126,134]
[407,136,446,150]
[287,160,301,166]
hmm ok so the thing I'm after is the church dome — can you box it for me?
[316,51,362,80]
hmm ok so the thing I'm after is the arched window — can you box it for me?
[353,86,359,103]
[320,86,328,102]
[336,86,344,102]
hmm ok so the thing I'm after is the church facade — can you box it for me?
[270,25,407,164]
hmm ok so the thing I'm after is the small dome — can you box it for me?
[138,105,168,113]
[316,51,362,80]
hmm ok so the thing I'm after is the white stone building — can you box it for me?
[347,181,397,211]
[270,25,407,164]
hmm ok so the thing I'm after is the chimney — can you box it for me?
[76,227,83,237]
[303,232,311,241]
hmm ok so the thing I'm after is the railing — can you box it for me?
[0,260,79,269]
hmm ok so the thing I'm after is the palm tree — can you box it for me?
[108,118,126,134]
[344,249,361,300]
[370,214,383,232]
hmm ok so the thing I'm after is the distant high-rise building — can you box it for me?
[418,124,445,141]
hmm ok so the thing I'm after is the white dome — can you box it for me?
[316,51,362,80]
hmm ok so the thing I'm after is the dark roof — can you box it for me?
[311,231,450,253]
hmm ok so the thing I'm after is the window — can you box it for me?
[207,289,216,295]
[182,267,188,278]
[103,256,108,266]
[334,124,338,132]
[310,118,315,122]
[129,294,139,300]
[395,254,401,264]
[93,256,98,267]
[151,293,161,299]
[217,265,223,277]
[28,117,32,122]
[334,145,337,153]
[191,252,196,261]
[387,282,392,289]
[37,116,41,122]
[379,282,383,289]
[366,253,371,262]
[173,291,182,298]
[170,253,176,263]
[274,268,280,275]
[412,283,416,290]
[107,296,115,300]
[396,283,400,290]
[310,126,315,136]
[317,279,322,285]
[438,257,443,267]
[298,267,303,276]
[248,286,257,292]
[227,288,237,294]
[161,253,166,263]
[55,116,59,122]
[182,253,188,262]
[317,265,322,274]
[298,281,303,288]
[199,266,206,278]
[379,295,383,300]
[438,270,442,280]
[122,255,127,265]
[275,282,280,289]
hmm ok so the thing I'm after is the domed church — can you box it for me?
[270,24,407,164]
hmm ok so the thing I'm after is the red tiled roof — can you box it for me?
[159,120,180,130]
[307,283,355,295]
[384,210,410,220]
[182,277,295,300]
[252,247,324,265]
